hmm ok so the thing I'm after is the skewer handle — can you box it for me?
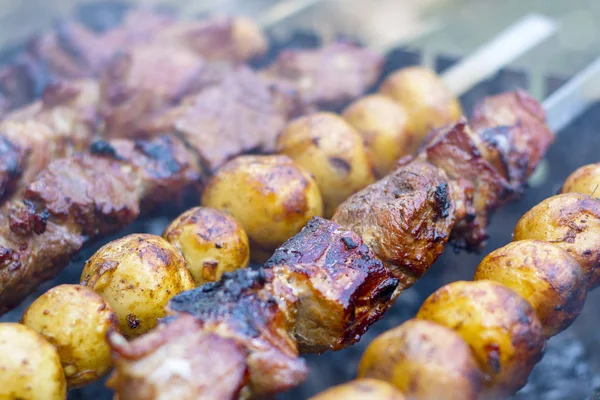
[543,56,600,134]
[256,0,324,29]
[441,14,556,97]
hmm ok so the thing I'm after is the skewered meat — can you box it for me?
[0,135,201,315]
[29,10,267,81]
[263,42,384,109]
[143,66,303,171]
[106,89,553,399]
[0,79,100,200]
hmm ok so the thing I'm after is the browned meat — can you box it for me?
[470,89,554,185]
[99,43,215,138]
[108,314,249,400]
[0,135,201,315]
[0,80,100,201]
[265,217,398,353]
[332,160,456,291]
[263,42,384,109]
[143,66,302,171]
[29,10,267,81]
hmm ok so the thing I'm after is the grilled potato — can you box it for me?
[81,234,195,338]
[513,193,600,288]
[202,155,323,261]
[21,284,118,388]
[416,280,545,396]
[358,319,482,400]
[0,323,66,399]
[561,163,600,198]
[163,207,250,286]
[342,94,414,177]
[379,66,462,140]
[277,112,375,217]
[309,379,406,400]
[475,240,586,337]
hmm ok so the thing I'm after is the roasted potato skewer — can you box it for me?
[561,162,600,197]
[21,284,119,388]
[309,379,406,400]
[357,171,600,399]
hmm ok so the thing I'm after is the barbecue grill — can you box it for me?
[0,1,599,399]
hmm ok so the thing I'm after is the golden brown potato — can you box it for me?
[416,280,544,396]
[202,155,323,260]
[561,163,600,198]
[379,66,462,141]
[475,240,586,337]
[277,112,376,217]
[342,94,414,177]
[0,323,66,399]
[21,284,119,388]
[81,234,195,338]
[358,319,482,400]
[309,379,406,400]
[163,207,250,286]
[513,193,600,288]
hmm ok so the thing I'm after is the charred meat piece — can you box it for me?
[110,268,308,398]
[0,80,100,201]
[144,66,302,171]
[470,89,554,185]
[108,314,249,400]
[263,42,384,109]
[0,135,201,315]
[332,160,456,291]
[265,217,399,353]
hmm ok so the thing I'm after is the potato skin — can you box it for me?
[358,319,482,400]
[416,280,545,396]
[277,112,375,217]
[561,163,600,198]
[475,240,586,337]
[342,94,414,177]
[202,155,323,260]
[163,207,250,286]
[513,193,600,288]
[81,234,195,338]
[21,284,119,388]
[309,379,406,400]
[379,67,462,140]
[0,323,66,399]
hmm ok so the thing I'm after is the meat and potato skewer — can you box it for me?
[106,88,555,399]
[355,164,600,399]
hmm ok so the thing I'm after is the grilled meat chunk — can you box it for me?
[29,9,266,81]
[144,66,302,171]
[0,80,100,200]
[0,135,201,315]
[263,42,384,109]
[265,217,399,353]
[108,314,249,400]
[332,160,456,291]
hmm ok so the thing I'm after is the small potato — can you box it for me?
[21,284,119,388]
[202,155,323,260]
[513,193,600,288]
[277,112,375,217]
[379,66,462,141]
[416,280,544,396]
[309,379,406,400]
[475,240,586,337]
[561,163,600,198]
[343,94,414,177]
[163,207,250,286]
[81,234,195,338]
[358,319,483,400]
[0,323,66,399]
